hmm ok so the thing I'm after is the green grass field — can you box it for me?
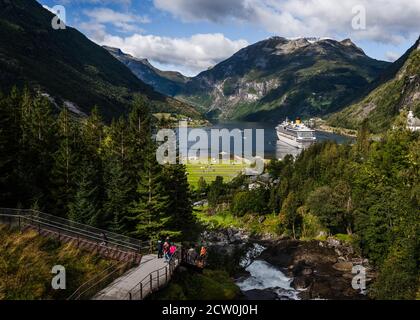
[186,162,248,188]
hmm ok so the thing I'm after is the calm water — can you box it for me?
[180,121,353,160]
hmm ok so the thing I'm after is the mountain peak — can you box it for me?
[102,45,123,56]
[340,38,365,54]
[340,38,355,46]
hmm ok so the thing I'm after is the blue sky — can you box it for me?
[39,0,420,76]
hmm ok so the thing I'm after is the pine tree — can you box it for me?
[129,141,171,239]
[126,95,152,183]
[103,156,132,233]
[163,164,195,239]
[49,108,80,217]
[18,91,57,208]
[68,160,101,226]
[83,106,103,155]
[0,88,21,206]
[105,117,128,161]
[77,107,106,226]
[197,176,208,196]
[208,176,225,207]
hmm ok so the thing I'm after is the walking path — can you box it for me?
[94,254,178,300]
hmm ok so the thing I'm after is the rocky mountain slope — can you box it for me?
[0,0,199,119]
[174,37,390,121]
[328,36,420,133]
[104,46,188,97]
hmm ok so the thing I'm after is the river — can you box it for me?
[235,243,300,300]
[182,121,353,160]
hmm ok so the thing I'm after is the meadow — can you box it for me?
[186,162,248,188]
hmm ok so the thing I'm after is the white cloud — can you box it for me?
[81,7,149,34]
[56,0,132,5]
[95,33,248,76]
[154,0,420,44]
[385,51,401,62]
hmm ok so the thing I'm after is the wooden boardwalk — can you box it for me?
[94,253,180,300]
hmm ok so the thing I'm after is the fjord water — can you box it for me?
[185,121,353,159]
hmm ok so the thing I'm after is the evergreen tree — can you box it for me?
[129,141,171,239]
[68,160,101,226]
[105,116,127,161]
[0,88,21,206]
[163,164,195,239]
[83,106,103,155]
[103,156,132,233]
[208,176,225,207]
[196,176,208,196]
[125,96,153,203]
[18,91,57,208]
[49,108,80,216]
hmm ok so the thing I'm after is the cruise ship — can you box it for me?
[276,118,316,149]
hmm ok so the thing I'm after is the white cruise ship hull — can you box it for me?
[277,131,305,149]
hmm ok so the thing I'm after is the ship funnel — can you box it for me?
[296,117,302,125]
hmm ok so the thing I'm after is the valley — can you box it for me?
[0,0,418,304]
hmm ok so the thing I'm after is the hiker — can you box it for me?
[169,244,177,259]
[157,240,163,258]
[200,246,207,259]
[100,232,108,246]
[187,246,197,264]
[197,246,207,268]
[165,237,171,247]
[163,240,170,262]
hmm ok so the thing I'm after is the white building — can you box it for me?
[407,111,420,131]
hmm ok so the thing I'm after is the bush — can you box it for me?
[371,241,419,300]
[230,188,270,217]
[155,270,240,300]
[301,212,325,239]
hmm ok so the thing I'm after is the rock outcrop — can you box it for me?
[260,239,373,300]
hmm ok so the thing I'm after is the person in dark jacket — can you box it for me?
[157,240,164,258]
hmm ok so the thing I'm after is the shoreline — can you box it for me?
[315,124,358,138]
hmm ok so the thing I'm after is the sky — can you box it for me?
[39,0,420,76]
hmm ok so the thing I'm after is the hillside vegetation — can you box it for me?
[0,88,195,241]
[197,125,420,299]
[328,37,420,133]
[0,225,113,300]
[173,37,389,121]
[0,0,199,120]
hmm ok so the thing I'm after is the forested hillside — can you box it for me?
[199,124,419,299]
[0,0,199,120]
[328,37,420,132]
[0,87,195,240]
